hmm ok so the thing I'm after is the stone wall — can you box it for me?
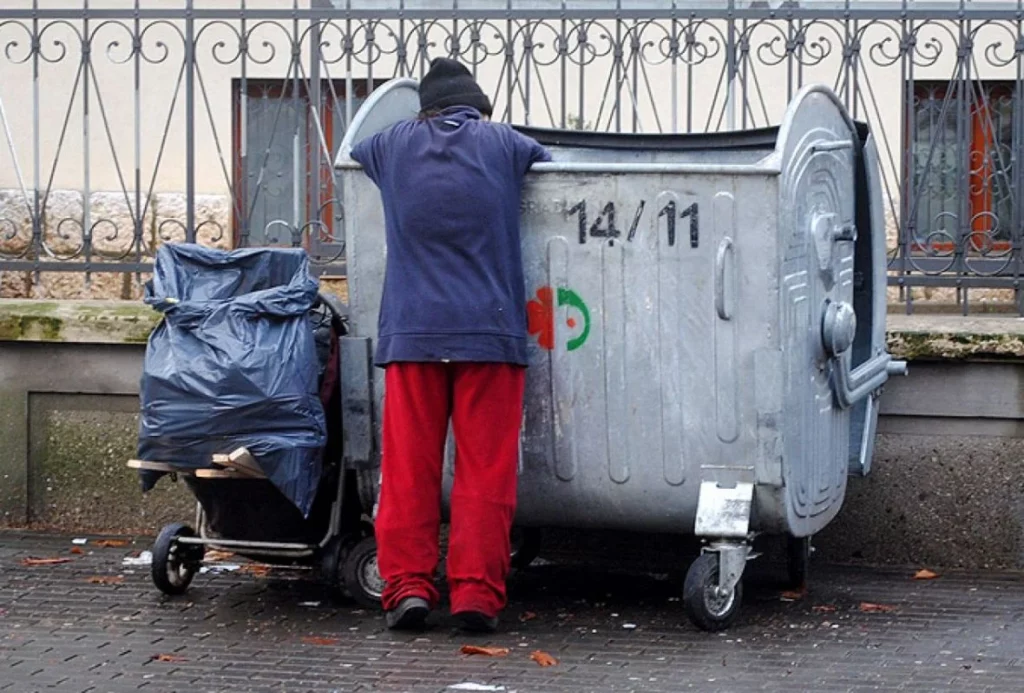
[0,189,230,300]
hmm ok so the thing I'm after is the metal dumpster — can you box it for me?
[335,78,906,630]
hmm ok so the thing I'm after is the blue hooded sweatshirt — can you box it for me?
[351,106,551,367]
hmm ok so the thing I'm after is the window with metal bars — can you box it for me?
[231,78,384,254]
[906,81,1017,256]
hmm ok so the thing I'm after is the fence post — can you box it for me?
[82,0,92,283]
[184,0,195,241]
[310,10,322,262]
[726,0,736,131]
[1016,0,1024,313]
[32,0,41,273]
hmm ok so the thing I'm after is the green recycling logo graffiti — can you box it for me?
[526,286,591,351]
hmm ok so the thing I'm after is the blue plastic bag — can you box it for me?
[137,244,327,516]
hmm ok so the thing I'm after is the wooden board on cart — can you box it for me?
[195,468,254,479]
[211,447,264,478]
[126,459,183,473]
[127,452,266,479]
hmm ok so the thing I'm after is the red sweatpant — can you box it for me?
[375,362,526,617]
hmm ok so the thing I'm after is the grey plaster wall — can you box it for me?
[815,361,1024,569]
[0,342,192,533]
[815,426,1024,569]
[27,393,193,533]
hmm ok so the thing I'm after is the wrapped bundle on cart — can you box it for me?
[131,244,381,606]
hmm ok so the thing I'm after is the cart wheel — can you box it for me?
[510,527,542,570]
[786,536,811,590]
[151,523,202,596]
[320,534,355,593]
[683,552,742,632]
[342,535,384,609]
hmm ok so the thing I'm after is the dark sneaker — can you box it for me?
[385,597,430,631]
[454,610,498,633]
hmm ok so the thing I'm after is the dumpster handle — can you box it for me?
[831,352,908,409]
[715,237,734,321]
[810,139,854,153]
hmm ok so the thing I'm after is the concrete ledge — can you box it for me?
[886,313,1024,361]
[0,299,158,345]
[1,300,1023,362]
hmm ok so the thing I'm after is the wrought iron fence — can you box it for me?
[2,0,1024,311]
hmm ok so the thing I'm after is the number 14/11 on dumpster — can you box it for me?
[560,198,700,248]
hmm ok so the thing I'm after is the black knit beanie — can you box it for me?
[419,58,493,116]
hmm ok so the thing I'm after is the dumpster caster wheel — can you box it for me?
[510,527,542,569]
[786,536,811,590]
[343,536,384,609]
[152,523,202,596]
[683,553,742,632]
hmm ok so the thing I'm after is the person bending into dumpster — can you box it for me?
[350,58,550,633]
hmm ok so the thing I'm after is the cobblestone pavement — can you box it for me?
[2,530,1024,693]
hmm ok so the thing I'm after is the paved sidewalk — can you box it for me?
[2,531,1023,692]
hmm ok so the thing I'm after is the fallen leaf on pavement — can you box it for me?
[69,547,84,555]
[812,605,837,613]
[151,653,187,663]
[21,557,73,566]
[94,539,129,548]
[301,636,338,646]
[460,645,509,657]
[913,569,940,580]
[859,602,897,613]
[204,549,235,562]
[530,650,558,667]
[87,576,124,585]
[240,564,271,577]
[519,611,537,622]
[780,589,806,602]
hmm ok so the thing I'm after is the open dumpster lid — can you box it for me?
[337,77,782,167]
[512,124,781,151]
[337,77,871,175]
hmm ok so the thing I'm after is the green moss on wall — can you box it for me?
[888,330,1024,360]
[0,314,64,341]
[0,300,159,344]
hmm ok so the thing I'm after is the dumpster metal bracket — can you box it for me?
[340,336,376,470]
[694,478,754,539]
[706,540,752,597]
